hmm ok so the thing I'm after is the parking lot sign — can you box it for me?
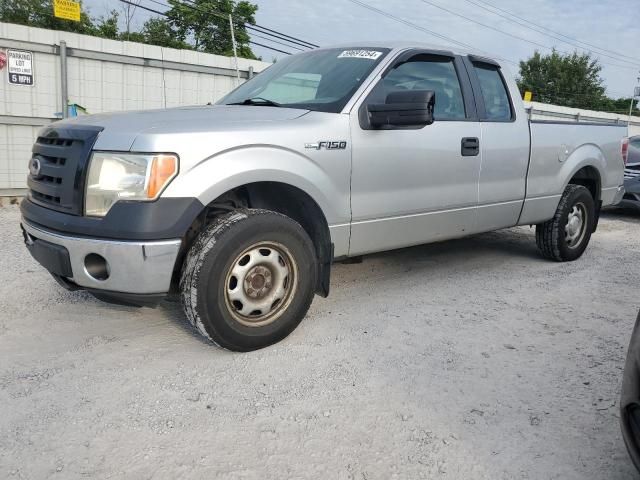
[7,50,34,86]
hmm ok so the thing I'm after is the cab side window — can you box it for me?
[370,54,467,120]
[472,63,513,121]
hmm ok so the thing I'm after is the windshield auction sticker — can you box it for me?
[338,50,383,60]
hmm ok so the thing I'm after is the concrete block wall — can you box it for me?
[0,22,269,192]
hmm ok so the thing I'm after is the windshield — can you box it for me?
[218,48,390,113]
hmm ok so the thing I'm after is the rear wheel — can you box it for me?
[180,209,317,351]
[536,184,595,262]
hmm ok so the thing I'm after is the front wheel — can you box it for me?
[180,209,317,351]
[536,184,595,262]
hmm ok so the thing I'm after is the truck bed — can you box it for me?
[518,120,627,225]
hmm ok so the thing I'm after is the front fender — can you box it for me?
[162,145,350,226]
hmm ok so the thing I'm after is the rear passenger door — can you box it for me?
[465,56,530,231]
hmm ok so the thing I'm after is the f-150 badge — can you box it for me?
[305,141,347,150]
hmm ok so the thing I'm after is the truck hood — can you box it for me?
[58,105,310,150]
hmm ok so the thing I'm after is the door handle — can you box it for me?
[461,137,479,156]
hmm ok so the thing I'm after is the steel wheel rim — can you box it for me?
[224,241,298,327]
[565,201,587,249]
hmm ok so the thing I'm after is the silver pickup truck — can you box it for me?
[21,43,627,351]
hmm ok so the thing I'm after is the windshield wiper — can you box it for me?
[228,97,282,107]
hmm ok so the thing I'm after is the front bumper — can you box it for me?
[22,220,181,300]
[621,310,640,472]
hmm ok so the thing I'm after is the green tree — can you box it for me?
[92,10,119,40]
[0,0,96,34]
[139,17,191,50]
[518,50,639,116]
[121,31,146,43]
[166,0,258,58]
[0,0,261,59]
[517,50,607,110]
[597,96,639,116]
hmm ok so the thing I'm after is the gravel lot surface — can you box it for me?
[1,203,639,480]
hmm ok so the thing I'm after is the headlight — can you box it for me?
[85,152,178,217]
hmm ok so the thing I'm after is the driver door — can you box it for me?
[349,51,482,255]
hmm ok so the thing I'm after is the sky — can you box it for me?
[84,0,640,99]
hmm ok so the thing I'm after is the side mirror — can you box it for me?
[367,90,435,128]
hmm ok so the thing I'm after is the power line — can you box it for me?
[118,0,294,55]
[246,40,293,56]
[118,1,164,19]
[244,32,305,52]
[344,0,520,67]
[462,0,640,66]
[346,0,635,97]
[474,0,640,64]
[145,0,313,50]
[241,20,318,49]
[419,0,640,71]
[418,0,557,57]
[175,0,318,49]
[245,24,314,50]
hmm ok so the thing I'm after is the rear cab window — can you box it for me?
[471,62,514,122]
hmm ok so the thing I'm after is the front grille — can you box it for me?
[27,125,103,215]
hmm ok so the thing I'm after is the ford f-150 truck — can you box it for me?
[20,43,627,351]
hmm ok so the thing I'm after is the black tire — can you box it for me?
[179,209,317,351]
[535,184,595,262]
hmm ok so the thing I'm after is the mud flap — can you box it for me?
[316,243,333,298]
[592,200,602,233]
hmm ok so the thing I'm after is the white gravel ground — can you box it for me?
[1,202,639,480]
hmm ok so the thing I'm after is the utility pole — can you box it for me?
[121,0,140,42]
[229,14,241,85]
[630,73,640,120]
[60,41,68,119]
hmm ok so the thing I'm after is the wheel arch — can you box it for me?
[563,144,606,202]
[173,181,334,298]
[565,153,604,231]
[567,165,601,203]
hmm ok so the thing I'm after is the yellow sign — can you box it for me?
[523,91,532,102]
[53,0,81,21]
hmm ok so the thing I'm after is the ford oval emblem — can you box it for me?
[29,157,42,178]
